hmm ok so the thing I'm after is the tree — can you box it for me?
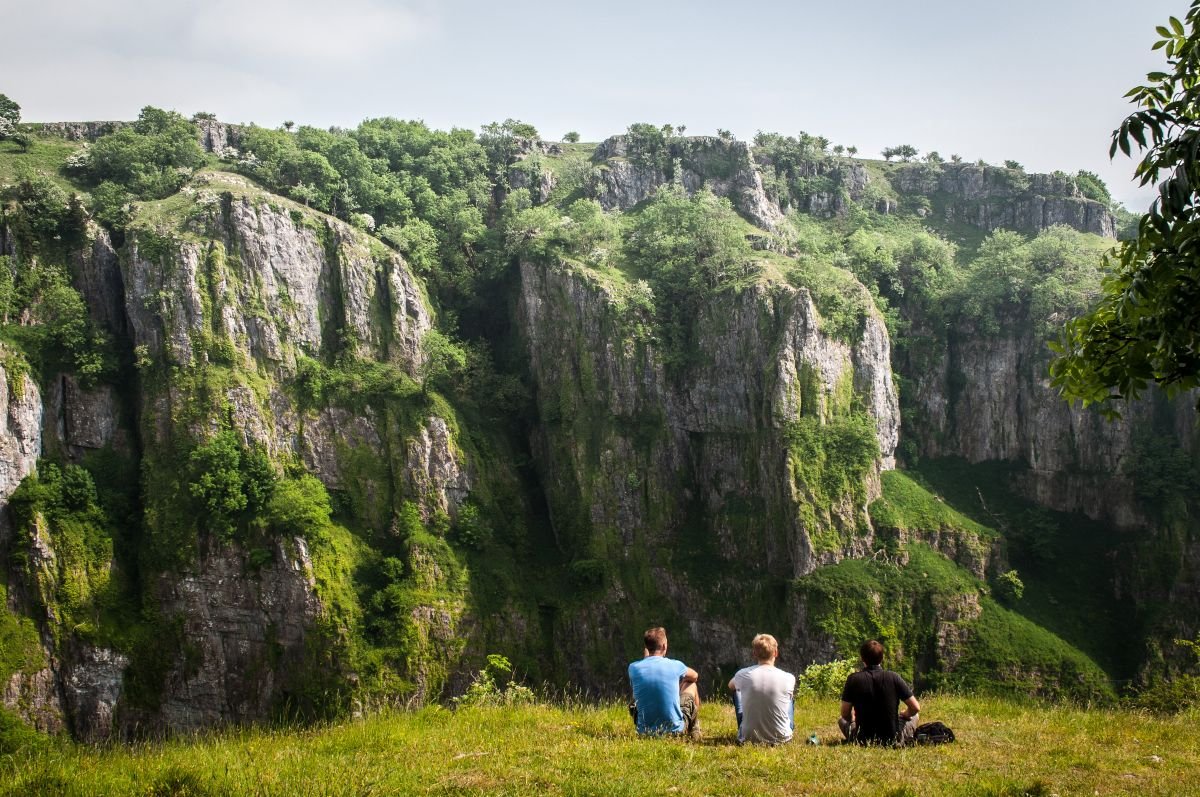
[847,146,858,157]
[562,131,581,143]
[833,144,845,156]
[1004,159,1025,171]
[895,144,919,161]
[1050,2,1200,414]
[0,93,27,151]
[0,94,18,128]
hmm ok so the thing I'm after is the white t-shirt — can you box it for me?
[731,664,796,744]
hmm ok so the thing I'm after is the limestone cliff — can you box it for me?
[0,176,477,738]
[517,257,899,680]
[586,135,784,230]
[891,162,1117,238]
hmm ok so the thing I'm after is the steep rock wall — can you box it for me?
[518,260,899,680]
[587,135,784,230]
[892,162,1117,238]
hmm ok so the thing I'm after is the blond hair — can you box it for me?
[751,633,779,662]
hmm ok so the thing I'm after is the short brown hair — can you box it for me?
[644,627,668,654]
[860,639,885,666]
[751,633,778,662]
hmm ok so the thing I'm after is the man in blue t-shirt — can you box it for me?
[628,626,701,738]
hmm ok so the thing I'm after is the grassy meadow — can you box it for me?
[3,695,1196,796]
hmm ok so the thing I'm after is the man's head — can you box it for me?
[644,627,668,655]
[751,633,779,663]
[860,639,885,666]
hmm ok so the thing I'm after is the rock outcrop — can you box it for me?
[587,135,784,230]
[518,259,899,680]
[892,162,1117,238]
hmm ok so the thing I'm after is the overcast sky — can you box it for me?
[1,0,1183,209]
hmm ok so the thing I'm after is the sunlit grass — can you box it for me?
[3,694,1196,796]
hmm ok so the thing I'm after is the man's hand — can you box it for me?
[840,700,853,723]
[682,666,699,685]
[899,695,920,721]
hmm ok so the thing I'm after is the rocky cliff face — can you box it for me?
[0,178,479,738]
[892,162,1117,238]
[586,135,784,230]
[517,258,899,680]
[904,322,1197,529]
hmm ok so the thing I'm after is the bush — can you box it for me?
[268,475,333,538]
[453,654,536,708]
[995,570,1025,602]
[795,658,858,697]
[186,431,276,541]
[86,107,204,198]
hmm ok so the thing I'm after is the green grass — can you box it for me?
[0,136,86,190]
[3,696,1196,795]
[871,470,996,540]
[911,459,1143,683]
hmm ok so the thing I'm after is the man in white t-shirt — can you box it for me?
[727,633,796,745]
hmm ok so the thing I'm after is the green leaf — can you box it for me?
[1170,16,1185,36]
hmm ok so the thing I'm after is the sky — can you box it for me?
[0,0,1184,209]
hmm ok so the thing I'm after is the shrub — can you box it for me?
[795,658,858,697]
[453,654,536,708]
[995,570,1025,602]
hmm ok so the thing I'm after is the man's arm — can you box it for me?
[899,695,920,721]
[682,666,699,685]
[840,700,853,722]
[727,677,737,692]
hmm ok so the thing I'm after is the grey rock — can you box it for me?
[0,355,42,516]
[587,135,784,230]
[62,646,128,742]
[403,416,471,520]
[154,537,320,733]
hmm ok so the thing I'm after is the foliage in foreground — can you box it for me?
[1052,2,1200,414]
[1,696,1196,796]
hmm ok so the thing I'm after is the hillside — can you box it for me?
[0,111,1197,742]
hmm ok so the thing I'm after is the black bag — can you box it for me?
[914,721,956,745]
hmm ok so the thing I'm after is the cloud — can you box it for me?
[186,0,438,64]
[2,0,440,74]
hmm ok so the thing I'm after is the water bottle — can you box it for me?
[807,733,820,746]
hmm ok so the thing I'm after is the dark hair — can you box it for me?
[860,639,885,666]
[644,627,668,654]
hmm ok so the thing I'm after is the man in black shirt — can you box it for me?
[838,639,920,746]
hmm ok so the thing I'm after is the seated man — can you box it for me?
[838,639,920,746]
[727,633,796,745]
[628,626,701,738]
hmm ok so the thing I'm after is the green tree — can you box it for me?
[1074,170,1113,204]
[1051,2,1200,413]
[86,106,204,198]
[623,187,758,372]
[562,131,581,143]
[0,94,18,127]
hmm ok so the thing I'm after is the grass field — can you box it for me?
[3,695,1196,796]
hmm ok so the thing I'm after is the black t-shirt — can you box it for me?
[840,666,913,745]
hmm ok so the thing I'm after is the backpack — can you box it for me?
[914,721,956,745]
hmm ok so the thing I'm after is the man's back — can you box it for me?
[840,665,913,745]
[731,664,795,744]
[628,656,687,734]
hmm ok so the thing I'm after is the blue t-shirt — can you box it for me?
[628,656,687,734]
